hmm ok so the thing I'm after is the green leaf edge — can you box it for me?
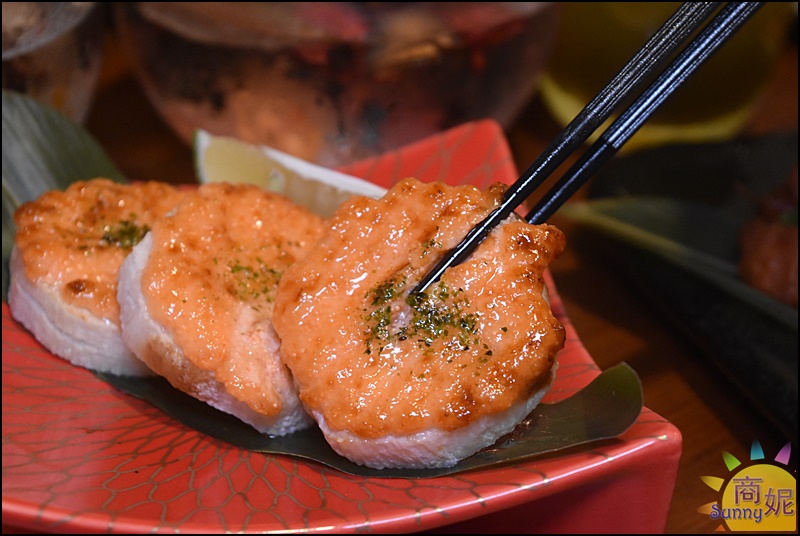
[97,362,643,479]
[559,199,798,331]
[2,90,127,301]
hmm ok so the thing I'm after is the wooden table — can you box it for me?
[84,29,798,535]
[505,36,798,535]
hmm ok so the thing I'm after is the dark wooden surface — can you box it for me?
[84,28,798,535]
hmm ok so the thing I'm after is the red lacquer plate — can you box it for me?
[2,119,682,534]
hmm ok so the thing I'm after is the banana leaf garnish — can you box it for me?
[97,362,642,478]
[2,91,643,478]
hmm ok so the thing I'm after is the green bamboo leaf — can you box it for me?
[97,362,642,478]
[559,198,798,330]
[2,90,126,300]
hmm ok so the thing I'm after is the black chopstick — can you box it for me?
[525,1,764,224]
[412,1,756,295]
[412,1,722,294]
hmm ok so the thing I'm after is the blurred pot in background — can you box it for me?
[114,2,560,167]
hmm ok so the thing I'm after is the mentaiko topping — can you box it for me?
[13,178,187,323]
[274,177,566,443]
[121,182,325,433]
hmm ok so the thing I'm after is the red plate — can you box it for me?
[2,119,681,533]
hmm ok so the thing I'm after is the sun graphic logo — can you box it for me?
[698,441,796,532]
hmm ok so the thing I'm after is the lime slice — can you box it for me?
[193,129,386,218]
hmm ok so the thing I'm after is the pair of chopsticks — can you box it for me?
[413,2,764,294]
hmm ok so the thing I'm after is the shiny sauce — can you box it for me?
[14,179,187,324]
[142,182,325,414]
[274,178,566,438]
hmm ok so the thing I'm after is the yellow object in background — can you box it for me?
[539,2,795,152]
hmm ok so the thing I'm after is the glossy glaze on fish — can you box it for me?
[9,179,187,376]
[273,177,566,468]
[118,182,325,435]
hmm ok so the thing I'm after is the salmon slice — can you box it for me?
[9,179,188,376]
[118,182,325,436]
[273,177,566,468]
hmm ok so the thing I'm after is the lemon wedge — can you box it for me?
[193,129,386,218]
